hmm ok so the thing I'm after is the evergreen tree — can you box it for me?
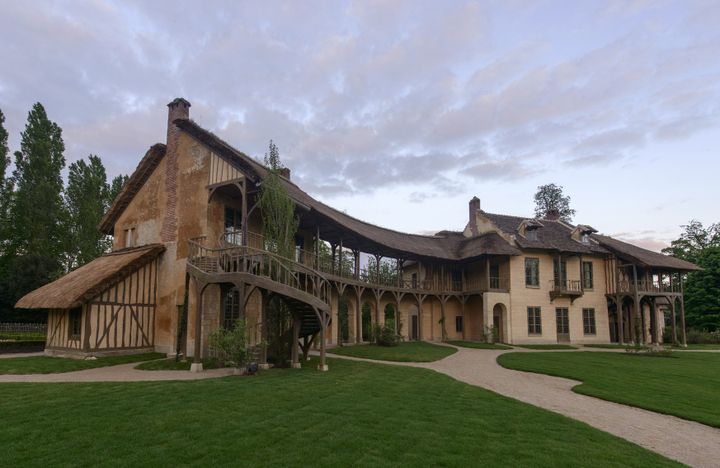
[8,103,66,263]
[259,140,298,260]
[0,108,11,255]
[64,155,112,269]
[108,174,128,205]
[533,183,576,222]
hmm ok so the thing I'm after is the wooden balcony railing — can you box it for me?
[201,230,511,294]
[549,280,583,293]
[616,279,681,294]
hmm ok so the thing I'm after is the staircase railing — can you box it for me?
[188,237,331,307]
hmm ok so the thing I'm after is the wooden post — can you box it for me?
[353,250,360,280]
[241,180,248,246]
[355,288,362,343]
[191,282,204,372]
[485,257,490,291]
[317,307,328,371]
[395,296,400,335]
[338,238,343,276]
[617,296,624,345]
[632,265,642,344]
[315,226,320,270]
[259,292,269,369]
[418,295,424,340]
[291,315,300,368]
[671,296,678,345]
[461,299,466,340]
[680,276,687,347]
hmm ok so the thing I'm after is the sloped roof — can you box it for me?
[592,234,701,271]
[175,119,520,261]
[99,144,166,234]
[483,212,607,255]
[15,244,165,309]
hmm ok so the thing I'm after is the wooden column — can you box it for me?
[315,226,320,270]
[353,250,360,280]
[418,296,424,340]
[461,299,466,340]
[241,180,248,246]
[680,275,687,347]
[317,307,328,371]
[259,292,269,369]
[632,265,641,344]
[291,315,300,368]
[395,296,400,335]
[617,296,624,345]
[671,297,678,345]
[355,287,362,343]
[485,257,490,291]
[191,282,204,372]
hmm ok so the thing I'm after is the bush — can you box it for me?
[686,328,720,344]
[624,344,674,358]
[208,320,251,369]
[371,324,401,347]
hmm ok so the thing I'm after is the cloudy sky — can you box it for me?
[1,0,718,251]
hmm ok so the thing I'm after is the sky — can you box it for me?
[1,0,718,252]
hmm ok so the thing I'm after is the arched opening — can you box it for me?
[492,303,507,343]
[607,297,619,343]
[384,303,396,330]
[408,305,419,340]
[361,302,373,341]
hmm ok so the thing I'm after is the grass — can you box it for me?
[447,340,513,350]
[0,357,677,467]
[329,341,456,362]
[583,344,627,349]
[516,344,576,350]
[135,357,221,371]
[497,351,720,428]
[674,343,720,350]
[0,352,166,374]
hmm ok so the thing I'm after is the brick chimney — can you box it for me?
[160,98,191,243]
[468,196,480,235]
[279,167,291,180]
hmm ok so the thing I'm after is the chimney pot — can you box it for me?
[545,209,561,221]
[279,167,291,180]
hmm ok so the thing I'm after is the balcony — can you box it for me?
[549,280,583,303]
[616,279,681,295]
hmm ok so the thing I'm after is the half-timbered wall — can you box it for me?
[209,153,243,186]
[87,259,158,351]
[46,307,85,351]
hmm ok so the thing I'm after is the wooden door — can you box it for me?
[411,315,419,341]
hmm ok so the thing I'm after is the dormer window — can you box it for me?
[527,230,538,241]
[581,233,590,244]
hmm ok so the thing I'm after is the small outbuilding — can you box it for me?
[15,244,165,357]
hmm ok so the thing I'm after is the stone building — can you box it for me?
[16,98,700,370]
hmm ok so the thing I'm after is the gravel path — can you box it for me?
[0,362,234,382]
[326,346,720,468]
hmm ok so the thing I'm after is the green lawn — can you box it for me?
[329,341,456,362]
[675,344,720,350]
[0,352,166,374]
[583,344,627,349]
[497,351,720,428]
[0,358,676,467]
[447,340,513,350]
[516,344,576,350]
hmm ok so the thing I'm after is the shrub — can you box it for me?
[686,329,720,344]
[208,320,251,369]
[371,324,401,347]
[624,344,674,358]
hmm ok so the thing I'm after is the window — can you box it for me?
[222,286,241,330]
[68,307,82,340]
[526,229,538,241]
[124,227,136,248]
[583,308,596,335]
[582,261,594,289]
[455,316,463,333]
[556,308,569,335]
[224,207,243,244]
[581,233,590,244]
[553,257,567,287]
[527,307,542,335]
[525,258,539,287]
[411,273,418,289]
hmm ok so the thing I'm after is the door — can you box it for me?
[493,310,503,343]
[556,308,570,343]
[410,315,419,341]
[553,258,567,289]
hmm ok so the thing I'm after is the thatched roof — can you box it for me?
[592,234,701,272]
[99,144,166,235]
[15,244,165,310]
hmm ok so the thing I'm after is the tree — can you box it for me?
[64,155,112,269]
[662,220,720,264]
[533,183,576,222]
[108,174,128,205]
[663,221,720,331]
[0,108,11,256]
[259,140,298,260]
[8,103,66,263]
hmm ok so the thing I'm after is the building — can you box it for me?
[16,98,700,370]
